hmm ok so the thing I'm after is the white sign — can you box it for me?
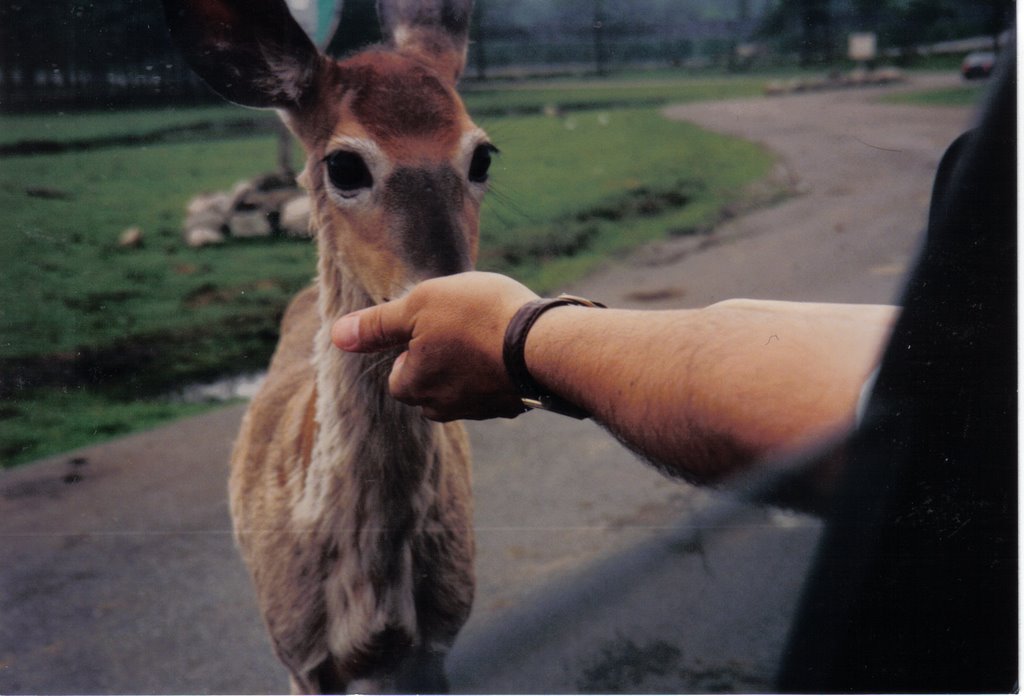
[848,32,877,61]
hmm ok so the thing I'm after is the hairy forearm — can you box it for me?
[525,299,899,482]
[335,272,899,486]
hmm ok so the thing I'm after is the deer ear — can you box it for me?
[376,0,473,83]
[163,0,322,109]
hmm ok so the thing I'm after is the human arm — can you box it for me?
[331,272,898,484]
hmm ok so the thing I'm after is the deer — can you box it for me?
[162,0,489,691]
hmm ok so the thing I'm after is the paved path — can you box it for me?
[572,72,971,308]
[0,74,973,694]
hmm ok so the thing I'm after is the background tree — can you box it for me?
[0,0,1014,111]
[758,0,835,66]
[471,0,488,80]
[593,0,608,76]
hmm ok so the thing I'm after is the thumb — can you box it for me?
[331,299,412,353]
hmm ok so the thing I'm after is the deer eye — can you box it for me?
[326,151,373,194]
[468,144,497,184]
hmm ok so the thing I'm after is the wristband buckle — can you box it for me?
[521,395,591,420]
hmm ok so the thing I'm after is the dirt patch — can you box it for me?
[62,290,142,313]
[575,635,769,693]
[489,180,699,269]
[577,184,698,224]
[25,187,74,200]
[1,457,89,500]
[576,637,682,692]
[183,279,283,309]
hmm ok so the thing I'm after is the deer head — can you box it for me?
[164,0,492,305]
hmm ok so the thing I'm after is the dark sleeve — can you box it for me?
[777,44,1017,693]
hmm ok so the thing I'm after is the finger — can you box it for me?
[387,351,424,405]
[332,300,412,353]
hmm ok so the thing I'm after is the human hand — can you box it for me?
[331,271,539,421]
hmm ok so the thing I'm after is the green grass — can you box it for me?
[1,136,314,361]
[1,78,775,467]
[0,388,227,465]
[0,75,774,147]
[476,108,773,288]
[0,105,276,146]
[881,83,988,107]
[463,75,772,115]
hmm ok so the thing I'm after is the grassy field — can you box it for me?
[0,106,275,147]
[462,75,775,114]
[0,74,774,148]
[1,74,781,467]
[475,108,775,288]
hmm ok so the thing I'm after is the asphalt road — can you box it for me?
[0,73,972,694]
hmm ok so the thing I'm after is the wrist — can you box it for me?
[502,295,605,418]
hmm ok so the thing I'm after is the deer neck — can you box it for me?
[306,247,438,513]
[294,250,439,648]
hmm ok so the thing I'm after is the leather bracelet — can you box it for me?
[502,294,606,419]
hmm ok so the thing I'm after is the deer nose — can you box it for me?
[384,166,472,279]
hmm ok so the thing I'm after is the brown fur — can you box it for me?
[165,0,485,691]
[230,286,475,692]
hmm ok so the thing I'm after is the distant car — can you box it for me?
[961,51,996,80]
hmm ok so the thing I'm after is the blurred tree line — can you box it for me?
[758,0,1014,66]
[0,0,1014,111]
[0,0,193,109]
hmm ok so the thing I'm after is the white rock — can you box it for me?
[230,179,254,207]
[184,193,232,239]
[118,226,143,248]
[229,210,272,238]
[186,191,231,218]
[184,226,226,247]
[280,195,312,237]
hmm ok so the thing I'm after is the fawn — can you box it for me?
[163,0,488,691]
